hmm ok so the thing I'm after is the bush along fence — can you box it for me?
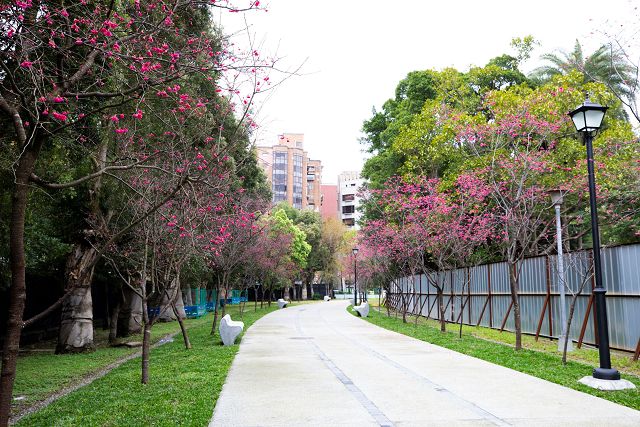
[387,243,640,359]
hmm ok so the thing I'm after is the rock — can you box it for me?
[354,302,370,317]
[219,314,244,346]
[323,295,331,301]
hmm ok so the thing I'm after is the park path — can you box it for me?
[210,301,640,426]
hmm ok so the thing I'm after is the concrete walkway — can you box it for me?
[210,301,640,426]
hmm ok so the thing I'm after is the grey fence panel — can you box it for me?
[388,244,640,352]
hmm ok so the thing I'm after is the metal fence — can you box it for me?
[387,244,640,356]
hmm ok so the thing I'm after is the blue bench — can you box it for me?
[147,306,160,318]
[184,305,207,318]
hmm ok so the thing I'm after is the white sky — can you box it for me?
[219,1,637,183]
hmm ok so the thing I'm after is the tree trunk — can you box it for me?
[1,140,42,426]
[118,285,143,337]
[141,322,152,384]
[184,288,193,306]
[171,302,191,350]
[211,284,220,335]
[437,287,446,332]
[260,286,264,309]
[157,277,184,322]
[563,295,578,365]
[109,300,120,344]
[56,243,100,353]
[508,261,522,350]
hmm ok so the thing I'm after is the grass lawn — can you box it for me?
[14,302,280,426]
[351,305,640,411]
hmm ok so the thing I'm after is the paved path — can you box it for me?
[211,301,640,426]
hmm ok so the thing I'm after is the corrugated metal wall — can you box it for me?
[388,244,640,352]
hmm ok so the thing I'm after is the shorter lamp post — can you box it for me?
[352,247,359,306]
[568,97,619,381]
[549,190,572,353]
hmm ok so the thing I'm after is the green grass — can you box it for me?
[352,306,640,411]
[15,303,279,426]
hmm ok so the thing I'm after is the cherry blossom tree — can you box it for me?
[0,0,276,419]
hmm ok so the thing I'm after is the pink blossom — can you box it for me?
[52,111,67,121]
[20,60,33,68]
[115,128,128,134]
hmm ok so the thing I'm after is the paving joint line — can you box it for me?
[318,306,512,427]
[294,308,395,427]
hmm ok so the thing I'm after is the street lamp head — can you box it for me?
[568,97,608,134]
[352,247,359,256]
[548,189,564,206]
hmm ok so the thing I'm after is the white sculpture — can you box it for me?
[219,314,244,346]
[354,301,370,317]
[277,298,289,309]
[323,295,331,301]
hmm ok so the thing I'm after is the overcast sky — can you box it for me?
[219,1,637,183]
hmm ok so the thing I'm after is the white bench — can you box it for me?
[219,314,244,346]
[277,298,289,309]
[323,295,331,301]
[354,301,370,318]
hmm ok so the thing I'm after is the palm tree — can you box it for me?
[531,40,638,104]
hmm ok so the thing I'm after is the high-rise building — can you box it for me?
[257,133,323,211]
[320,184,338,221]
[338,171,363,229]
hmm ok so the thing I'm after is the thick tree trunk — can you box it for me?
[109,300,121,344]
[118,285,143,337]
[56,243,100,353]
[184,288,193,306]
[1,140,42,425]
[157,277,185,322]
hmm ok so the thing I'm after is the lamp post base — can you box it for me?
[579,375,635,391]
[593,367,621,380]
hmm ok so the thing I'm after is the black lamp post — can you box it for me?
[568,97,620,381]
[352,247,359,306]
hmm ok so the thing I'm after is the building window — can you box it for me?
[341,194,354,202]
[342,218,355,227]
[342,205,355,214]
[292,154,303,209]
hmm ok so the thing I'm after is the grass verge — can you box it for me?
[15,302,279,426]
[351,305,640,411]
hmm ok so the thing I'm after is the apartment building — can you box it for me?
[257,133,323,211]
[337,171,363,229]
[320,184,338,221]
